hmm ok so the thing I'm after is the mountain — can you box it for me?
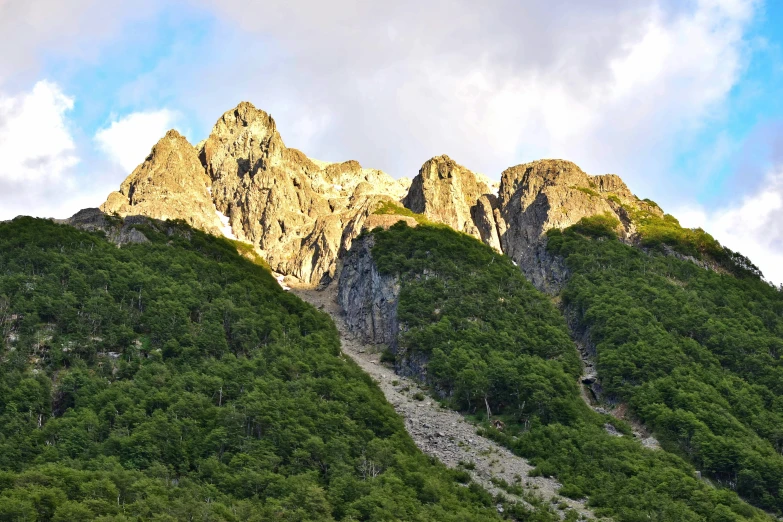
[72,101,783,519]
[0,217,511,521]
[103,102,749,292]
[102,129,224,236]
[103,102,410,286]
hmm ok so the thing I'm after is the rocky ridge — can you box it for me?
[100,101,660,291]
[102,130,224,236]
[402,155,500,249]
[103,102,410,286]
[494,159,657,291]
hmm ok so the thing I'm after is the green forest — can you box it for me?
[370,222,772,522]
[547,215,783,513]
[0,217,508,521]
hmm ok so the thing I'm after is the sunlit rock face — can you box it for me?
[101,101,657,291]
[103,102,409,286]
[101,129,223,236]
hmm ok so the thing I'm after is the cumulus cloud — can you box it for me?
[95,110,178,172]
[189,0,757,196]
[0,81,117,221]
[0,81,79,183]
[676,166,783,285]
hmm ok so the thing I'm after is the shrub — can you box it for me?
[570,213,620,239]
[373,201,429,224]
[380,348,396,363]
[572,186,600,198]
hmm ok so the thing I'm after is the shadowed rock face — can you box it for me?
[101,130,223,235]
[494,159,653,291]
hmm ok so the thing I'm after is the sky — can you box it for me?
[0,0,782,283]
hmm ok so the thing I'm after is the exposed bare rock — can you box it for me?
[361,213,418,231]
[310,159,411,201]
[593,173,636,202]
[98,102,411,286]
[337,233,429,381]
[495,159,639,292]
[60,208,151,246]
[471,194,502,252]
[337,234,401,348]
[196,102,411,285]
[403,155,495,240]
[100,130,223,235]
[98,101,666,291]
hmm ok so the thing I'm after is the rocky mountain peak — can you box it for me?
[492,159,663,291]
[102,101,412,286]
[202,101,294,182]
[100,129,223,236]
[97,101,669,290]
[403,155,494,239]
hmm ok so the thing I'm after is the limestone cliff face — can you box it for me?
[403,155,500,249]
[101,130,223,235]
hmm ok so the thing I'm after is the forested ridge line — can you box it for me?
[365,221,773,522]
[546,218,783,514]
[0,216,512,521]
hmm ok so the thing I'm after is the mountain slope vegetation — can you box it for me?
[0,217,505,521]
[369,222,771,522]
[547,218,783,513]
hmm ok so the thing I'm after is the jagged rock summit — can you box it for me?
[494,159,658,290]
[101,129,224,235]
[102,102,411,286]
[100,100,658,290]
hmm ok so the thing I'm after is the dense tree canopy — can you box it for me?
[370,222,771,521]
[0,217,505,521]
[547,220,783,513]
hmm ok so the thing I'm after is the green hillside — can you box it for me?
[547,218,783,513]
[370,222,771,522]
[0,218,504,521]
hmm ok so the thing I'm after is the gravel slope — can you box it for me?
[294,284,601,520]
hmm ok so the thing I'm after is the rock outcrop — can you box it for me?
[338,234,401,348]
[99,101,663,292]
[60,208,151,246]
[493,159,657,291]
[338,233,432,381]
[203,103,409,284]
[403,155,500,249]
[101,130,223,235]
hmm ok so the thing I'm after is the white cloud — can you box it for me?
[0,81,121,221]
[0,80,79,183]
[0,0,162,89]
[675,166,783,286]
[95,109,177,172]
[189,0,757,196]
